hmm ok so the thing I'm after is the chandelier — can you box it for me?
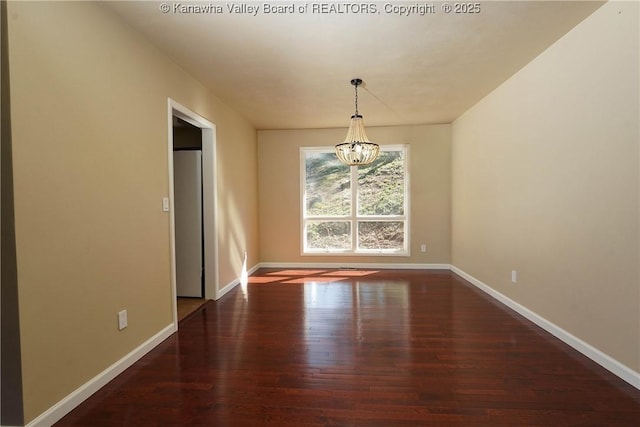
[335,78,380,166]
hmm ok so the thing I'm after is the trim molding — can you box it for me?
[215,263,261,300]
[450,265,640,390]
[216,278,238,300]
[26,324,176,427]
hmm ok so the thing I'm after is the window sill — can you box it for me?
[302,250,410,257]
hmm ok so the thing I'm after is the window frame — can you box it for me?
[300,145,410,256]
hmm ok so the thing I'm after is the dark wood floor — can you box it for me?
[57,269,640,426]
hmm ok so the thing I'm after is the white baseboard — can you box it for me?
[215,263,261,300]
[216,278,239,300]
[258,262,452,270]
[450,265,640,390]
[26,324,176,427]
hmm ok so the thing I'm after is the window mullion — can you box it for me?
[351,165,358,251]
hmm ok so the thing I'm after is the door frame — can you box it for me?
[167,99,218,327]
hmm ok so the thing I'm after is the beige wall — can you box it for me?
[6,1,258,422]
[258,125,451,265]
[451,1,639,371]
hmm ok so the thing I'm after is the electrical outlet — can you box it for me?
[420,244,427,253]
[511,270,517,284]
[118,310,128,330]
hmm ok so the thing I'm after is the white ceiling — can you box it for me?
[106,1,604,130]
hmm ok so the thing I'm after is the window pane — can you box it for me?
[358,151,404,216]
[358,221,404,250]
[306,221,351,250]
[305,153,351,216]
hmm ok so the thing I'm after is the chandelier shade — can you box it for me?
[335,79,380,166]
[335,116,380,165]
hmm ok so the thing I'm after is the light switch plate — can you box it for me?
[162,197,170,212]
[118,310,128,330]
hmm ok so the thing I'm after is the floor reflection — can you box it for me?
[304,281,411,380]
[246,268,379,284]
[247,269,411,375]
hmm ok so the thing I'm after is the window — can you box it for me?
[301,145,409,255]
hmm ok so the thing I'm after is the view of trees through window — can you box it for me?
[302,147,408,254]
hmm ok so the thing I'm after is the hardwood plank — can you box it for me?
[56,269,640,426]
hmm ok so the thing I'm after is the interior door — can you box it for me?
[173,150,203,297]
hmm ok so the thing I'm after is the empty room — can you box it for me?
[2,1,639,426]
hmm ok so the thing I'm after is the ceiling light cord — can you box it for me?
[362,86,397,116]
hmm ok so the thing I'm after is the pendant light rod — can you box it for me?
[351,78,362,116]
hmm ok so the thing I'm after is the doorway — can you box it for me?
[173,119,204,298]
[168,99,218,327]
